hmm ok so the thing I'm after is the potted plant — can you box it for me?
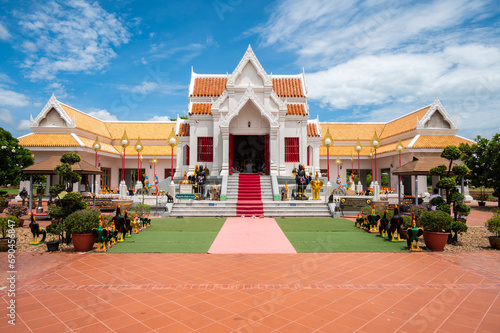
[419,210,453,251]
[5,204,28,227]
[0,216,16,252]
[475,189,489,207]
[45,223,64,252]
[64,208,100,252]
[485,214,500,249]
[399,215,412,239]
[0,194,9,213]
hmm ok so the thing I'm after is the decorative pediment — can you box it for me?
[417,98,458,130]
[30,94,75,128]
[219,86,278,128]
[227,45,272,87]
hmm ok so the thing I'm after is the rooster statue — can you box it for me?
[112,205,126,242]
[379,210,389,238]
[388,205,404,242]
[366,204,381,233]
[28,212,46,245]
[92,215,108,252]
[107,221,118,247]
[406,213,424,251]
[124,210,132,237]
[131,216,140,234]
[354,213,361,228]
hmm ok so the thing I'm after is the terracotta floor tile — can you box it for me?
[316,321,355,333]
[75,322,112,333]
[140,314,174,330]
[279,321,313,333]
[31,322,72,333]
[333,314,366,330]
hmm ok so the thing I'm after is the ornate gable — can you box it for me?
[417,98,458,130]
[227,45,272,88]
[30,94,75,128]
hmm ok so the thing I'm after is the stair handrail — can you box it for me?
[271,175,280,201]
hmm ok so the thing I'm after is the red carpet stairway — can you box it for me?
[236,174,264,217]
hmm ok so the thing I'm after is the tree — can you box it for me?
[53,152,82,192]
[460,134,500,207]
[0,127,37,186]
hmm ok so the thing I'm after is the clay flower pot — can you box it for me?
[72,233,95,252]
[423,231,449,251]
[488,236,500,250]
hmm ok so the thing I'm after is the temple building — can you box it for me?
[19,46,474,198]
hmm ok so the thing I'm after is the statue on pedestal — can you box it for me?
[210,182,220,201]
[310,172,324,200]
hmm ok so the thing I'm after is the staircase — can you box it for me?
[236,174,264,216]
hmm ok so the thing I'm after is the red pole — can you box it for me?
[337,163,339,178]
[139,157,142,181]
[371,156,373,182]
[357,152,360,182]
[95,151,97,167]
[327,148,330,182]
[154,163,156,178]
[171,146,174,181]
[374,149,378,182]
[121,148,125,181]
[399,153,402,188]
[137,153,140,183]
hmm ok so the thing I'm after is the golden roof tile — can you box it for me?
[286,104,306,116]
[78,136,119,155]
[19,134,80,147]
[320,124,385,142]
[105,122,176,141]
[59,104,112,138]
[113,145,177,156]
[191,103,212,115]
[412,135,474,148]
[380,106,430,139]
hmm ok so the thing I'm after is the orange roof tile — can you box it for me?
[105,122,176,141]
[191,103,212,115]
[272,78,304,97]
[319,145,368,157]
[19,134,80,147]
[376,138,413,154]
[307,123,320,137]
[286,104,306,116]
[78,136,119,155]
[380,106,430,139]
[60,104,112,138]
[320,124,385,142]
[192,77,227,97]
[178,123,190,136]
[412,135,474,149]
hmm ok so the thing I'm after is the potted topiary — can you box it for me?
[485,215,500,250]
[0,216,16,252]
[45,223,64,252]
[419,210,453,251]
[475,190,489,207]
[64,208,100,252]
[5,204,28,227]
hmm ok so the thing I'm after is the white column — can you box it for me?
[270,129,279,175]
[220,130,229,175]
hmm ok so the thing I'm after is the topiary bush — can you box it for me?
[419,210,453,233]
[5,204,28,219]
[64,208,100,235]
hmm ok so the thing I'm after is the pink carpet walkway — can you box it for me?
[208,217,297,254]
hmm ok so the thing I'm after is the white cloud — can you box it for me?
[87,109,119,121]
[0,87,30,107]
[16,120,31,132]
[148,115,174,122]
[0,109,14,125]
[47,82,69,99]
[119,80,185,95]
[0,110,31,132]
[0,23,10,41]
[17,0,130,80]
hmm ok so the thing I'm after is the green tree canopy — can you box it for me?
[0,127,36,186]
[53,152,82,192]
[460,134,500,207]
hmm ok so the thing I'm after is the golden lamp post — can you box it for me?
[120,130,129,182]
[152,156,158,177]
[395,138,405,207]
[370,131,381,183]
[92,136,101,208]
[134,137,144,183]
[322,128,333,183]
[335,157,341,179]
[354,138,362,183]
[167,128,179,184]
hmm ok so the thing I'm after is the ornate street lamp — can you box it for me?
[335,157,341,178]
[370,131,381,183]
[350,152,354,174]
[120,130,129,182]
[369,148,374,183]
[135,137,143,184]
[354,138,362,181]
[322,128,333,183]
[92,136,101,208]
[395,138,405,208]
[167,128,179,184]
[152,156,158,177]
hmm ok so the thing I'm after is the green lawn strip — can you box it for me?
[277,218,411,253]
[107,217,225,253]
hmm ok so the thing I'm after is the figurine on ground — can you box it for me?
[379,210,389,237]
[124,210,132,237]
[29,212,46,245]
[367,204,381,233]
[112,205,126,242]
[310,172,323,200]
[407,213,424,251]
[92,216,108,252]
[388,205,404,242]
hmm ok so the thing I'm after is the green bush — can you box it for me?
[408,205,428,221]
[486,215,500,237]
[64,208,100,234]
[419,210,453,232]
[130,203,151,217]
[49,184,65,197]
[46,223,64,242]
[5,204,28,219]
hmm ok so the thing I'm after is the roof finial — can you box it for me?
[247,44,253,52]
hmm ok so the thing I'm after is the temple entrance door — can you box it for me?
[231,135,269,174]
[229,134,233,175]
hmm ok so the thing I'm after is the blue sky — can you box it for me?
[0,0,499,140]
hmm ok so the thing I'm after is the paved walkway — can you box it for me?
[1,252,499,332]
[208,217,296,254]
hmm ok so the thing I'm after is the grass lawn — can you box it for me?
[276,218,413,253]
[106,217,226,253]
